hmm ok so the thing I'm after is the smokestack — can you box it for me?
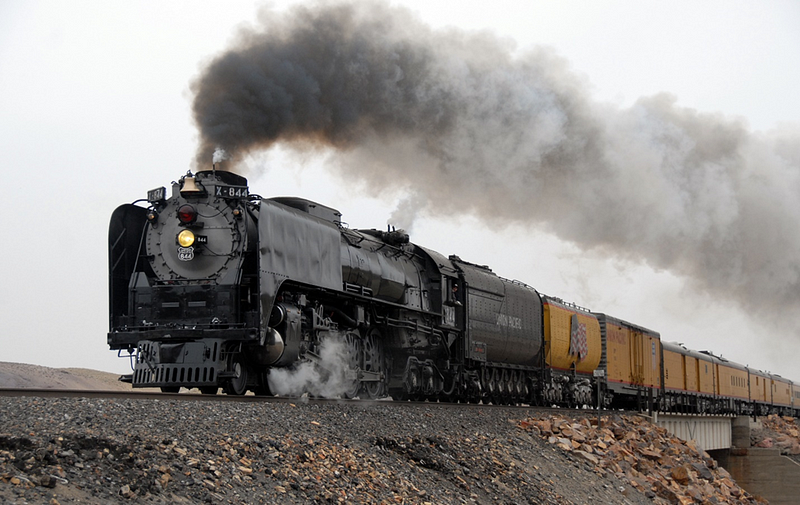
[191,1,800,331]
[210,147,232,173]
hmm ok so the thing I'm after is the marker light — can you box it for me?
[177,229,196,247]
[177,204,197,224]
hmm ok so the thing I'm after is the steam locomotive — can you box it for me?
[108,168,800,416]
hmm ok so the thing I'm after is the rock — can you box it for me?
[691,462,714,481]
[640,448,662,460]
[653,479,680,503]
[119,484,134,498]
[670,465,690,486]
[539,419,551,434]
[574,450,599,465]
[37,473,57,488]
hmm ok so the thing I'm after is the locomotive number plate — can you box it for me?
[147,186,166,203]
[216,186,249,198]
[177,246,194,261]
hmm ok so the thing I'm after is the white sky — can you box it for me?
[1,0,799,379]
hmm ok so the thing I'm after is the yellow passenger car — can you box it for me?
[749,368,770,415]
[714,358,749,413]
[771,374,793,411]
[661,342,685,392]
[595,313,660,408]
[688,350,716,396]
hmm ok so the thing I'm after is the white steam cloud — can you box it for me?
[212,148,229,164]
[267,338,357,398]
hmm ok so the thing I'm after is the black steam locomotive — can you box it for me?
[108,168,551,401]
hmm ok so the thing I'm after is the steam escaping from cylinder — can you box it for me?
[267,338,358,398]
[191,1,800,326]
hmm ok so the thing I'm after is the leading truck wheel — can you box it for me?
[224,357,249,396]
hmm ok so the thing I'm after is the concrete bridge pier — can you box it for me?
[715,416,800,505]
[731,416,751,449]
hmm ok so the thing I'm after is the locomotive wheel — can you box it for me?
[500,369,510,403]
[510,370,522,401]
[482,367,496,400]
[512,371,523,396]
[252,372,273,396]
[362,329,386,399]
[223,356,249,396]
[404,366,421,399]
[342,333,361,399]
[491,368,501,403]
[520,374,530,401]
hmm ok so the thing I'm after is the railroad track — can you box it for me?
[0,387,607,416]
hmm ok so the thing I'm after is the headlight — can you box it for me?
[177,229,196,247]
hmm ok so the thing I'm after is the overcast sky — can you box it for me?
[1,0,799,380]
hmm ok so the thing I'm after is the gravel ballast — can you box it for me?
[0,396,657,504]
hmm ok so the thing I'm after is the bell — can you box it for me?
[180,176,201,195]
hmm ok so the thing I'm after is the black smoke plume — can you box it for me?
[192,1,800,323]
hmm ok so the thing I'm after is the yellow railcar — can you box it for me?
[595,313,660,408]
[716,361,749,400]
[689,350,716,396]
[749,369,769,411]
[540,296,602,406]
[684,354,699,392]
[712,358,749,413]
[661,342,685,392]
[771,375,793,411]
[541,297,601,374]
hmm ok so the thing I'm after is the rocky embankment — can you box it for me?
[1,397,658,505]
[2,362,798,504]
[0,394,774,505]
[519,414,766,504]
[751,414,800,458]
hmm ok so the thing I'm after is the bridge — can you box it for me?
[652,414,800,505]
[652,412,738,452]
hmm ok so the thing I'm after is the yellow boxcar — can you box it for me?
[661,342,686,392]
[793,382,800,411]
[749,369,769,404]
[684,354,699,392]
[541,296,601,374]
[595,314,661,391]
[771,375,792,408]
[688,350,716,395]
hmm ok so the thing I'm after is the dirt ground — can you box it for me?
[0,362,134,390]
